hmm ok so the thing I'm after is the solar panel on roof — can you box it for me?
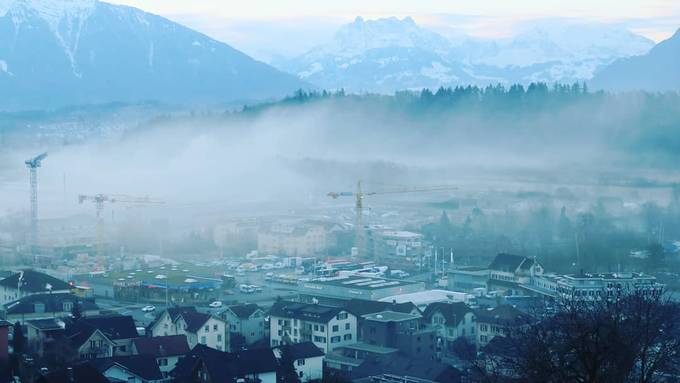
[355,280,381,286]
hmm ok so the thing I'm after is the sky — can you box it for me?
[110,0,680,62]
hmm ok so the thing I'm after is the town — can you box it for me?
[2,0,680,382]
[0,191,678,382]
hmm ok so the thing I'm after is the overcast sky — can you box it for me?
[109,0,680,62]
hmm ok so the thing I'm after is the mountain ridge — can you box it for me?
[590,28,680,91]
[0,0,310,111]
[273,16,655,92]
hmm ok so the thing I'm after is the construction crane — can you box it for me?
[78,194,163,270]
[25,152,47,254]
[328,181,457,260]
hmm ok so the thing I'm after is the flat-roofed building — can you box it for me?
[299,275,425,303]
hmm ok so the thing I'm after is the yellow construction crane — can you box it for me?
[328,181,457,260]
[78,194,164,270]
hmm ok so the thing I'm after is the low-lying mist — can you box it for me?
[1,86,679,224]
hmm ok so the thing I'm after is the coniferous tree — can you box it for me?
[12,322,26,355]
[277,346,301,383]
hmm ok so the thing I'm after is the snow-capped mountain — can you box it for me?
[274,17,473,92]
[275,17,655,92]
[590,28,680,91]
[0,0,308,110]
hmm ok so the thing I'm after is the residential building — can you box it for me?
[0,320,9,364]
[3,293,99,324]
[219,303,265,347]
[349,354,462,383]
[25,318,66,357]
[34,362,110,383]
[525,272,664,301]
[269,300,357,353]
[149,307,228,351]
[257,222,328,257]
[474,305,527,350]
[0,270,72,305]
[132,335,190,378]
[65,315,139,359]
[273,342,325,382]
[422,302,476,356]
[371,230,424,262]
[359,310,436,359]
[91,355,165,383]
[325,343,399,375]
[172,343,278,383]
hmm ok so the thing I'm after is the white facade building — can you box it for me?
[270,301,357,354]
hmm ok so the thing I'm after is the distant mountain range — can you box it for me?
[0,0,309,111]
[591,28,680,91]
[273,16,656,93]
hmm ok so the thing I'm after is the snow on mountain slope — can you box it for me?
[471,22,654,68]
[274,17,473,92]
[0,0,309,110]
[275,17,655,92]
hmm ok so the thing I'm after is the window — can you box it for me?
[218,334,222,342]
[313,336,326,343]
[331,336,341,343]
[278,319,283,325]
[313,324,319,331]
[201,336,207,344]
[158,358,168,366]
[213,324,218,331]
[205,325,210,332]
[320,325,325,332]
[297,359,306,366]
[332,325,339,332]
[345,323,350,330]
[343,334,352,341]
[337,312,348,320]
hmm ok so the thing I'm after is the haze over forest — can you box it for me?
[1,0,680,275]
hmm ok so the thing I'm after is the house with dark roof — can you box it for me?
[350,354,462,383]
[269,300,357,353]
[359,310,436,360]
[422,302,475,356]
[149,307,227,351]
[34,362,110,383]
[132,335,190,378]
[0,320,10,365]
[475,305,528,349]
[91,355,164,383]
[273,342,325,382]
[0,270,72,305]
[65,315,139,359]
[25,318,66,357]
[172,344,279,383]
[219,303,265,346]
[487,253,543,295]
[3,293,99,324]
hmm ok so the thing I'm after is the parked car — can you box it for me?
[142,305,156,312]
[209,301,223,308]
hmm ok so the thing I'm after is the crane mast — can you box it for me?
[328,182,457,261]
[79,194,163,270]
[25,152,47,254]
